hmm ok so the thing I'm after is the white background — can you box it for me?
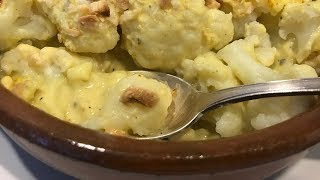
[0,129,319,180]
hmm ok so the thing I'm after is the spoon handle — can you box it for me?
[196,78,320,113]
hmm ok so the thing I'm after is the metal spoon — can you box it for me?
[131,71,320,140]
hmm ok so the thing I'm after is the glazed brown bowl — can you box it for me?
[0,84,320,178]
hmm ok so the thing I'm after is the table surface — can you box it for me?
[0,129,320,180]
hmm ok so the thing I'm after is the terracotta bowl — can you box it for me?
[1,85,320,179]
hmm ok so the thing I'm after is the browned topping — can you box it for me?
[78,6,91,15]
[159,0,172,10]
[79,15,99,28]
[90,1,110,17]
[116,0,129,11]
[0,0,2,6]
[205,0,221,9]
[120,86,159,108]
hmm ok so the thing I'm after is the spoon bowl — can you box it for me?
[132,71,320,140]
[131,71,200,140]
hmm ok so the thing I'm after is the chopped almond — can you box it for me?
[79,15,99,28]
[205,0,221,9]
[159,0,172,10]
[90,1,110,17]
[120,86,159,108]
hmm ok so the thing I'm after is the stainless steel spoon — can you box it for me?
[131,71,320,140]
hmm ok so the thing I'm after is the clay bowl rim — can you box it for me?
[0,85,320,175]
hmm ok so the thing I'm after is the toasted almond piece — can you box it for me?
[78,5,91,15]
[79,15,99,28]
[89,0,110,17]
[120,86,159,108]
[159,0,172,10]
[205,0,221,9]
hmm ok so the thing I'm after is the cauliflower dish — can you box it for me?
[1,0,320,140]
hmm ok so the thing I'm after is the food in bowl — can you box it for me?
[36,0,126,53]
[0,0,56,51]
[0,0,319,140]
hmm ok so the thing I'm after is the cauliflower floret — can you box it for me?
[250,58,317,130]
[177,52,239,92]
[221,0,305,17]
[120,0,234,70]
[279,1,320,63]
[0,44,100,103]
[218,22,281,84]
[245,21,278,67]
[247,58,317,130]
[37,0,127,53]
[247,96,314,130]
[176,52,244,137]
[0,44,88,118]
[0,44,97,77]
[255,0,305,15]
[0,0,56,51]
[257,13,298,63]
[203,104,245,137]
[275,61,318,79]
[84,74,173,136]
[221,0,255,18]
[232,12,259,39]
[218,21,317,130]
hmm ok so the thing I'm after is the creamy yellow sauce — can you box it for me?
[0,44,173,136]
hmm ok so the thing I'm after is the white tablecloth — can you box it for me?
[1,129,319,180]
